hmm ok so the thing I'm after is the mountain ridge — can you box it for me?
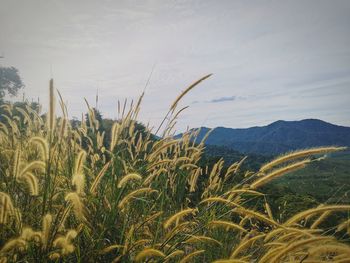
[177,119,350,155]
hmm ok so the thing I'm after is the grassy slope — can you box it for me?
[271,151,350,203]
[203,145,350,217]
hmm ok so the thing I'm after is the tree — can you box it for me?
[0,66,24,98]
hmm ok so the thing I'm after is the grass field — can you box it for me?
[0,79,350,262]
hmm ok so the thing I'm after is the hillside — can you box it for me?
[184,119,350,155]
[201,146,350,203]
[270,151,350,203]
[201,144,270,171]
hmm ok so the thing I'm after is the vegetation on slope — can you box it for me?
[186,120,350,155]
[272,151,350,203]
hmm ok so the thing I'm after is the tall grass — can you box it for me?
[0,78,349,262]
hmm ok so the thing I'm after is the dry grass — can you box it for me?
[0,78,349,262]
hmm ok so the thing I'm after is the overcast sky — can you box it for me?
[1,0,349,132]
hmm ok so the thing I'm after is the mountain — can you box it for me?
[179,119,350,155]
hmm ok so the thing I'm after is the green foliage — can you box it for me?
[201,144,270,171]
[0,67,24,99]
[271,152,350,203]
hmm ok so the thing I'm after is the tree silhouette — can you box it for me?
[0,66,24,99]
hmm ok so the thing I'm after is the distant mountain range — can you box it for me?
[178,119,350,155]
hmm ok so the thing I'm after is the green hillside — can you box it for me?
[271,151,350,203]
[201,145,350,220]
[202,145,350,204]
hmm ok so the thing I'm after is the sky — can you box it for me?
[0,0,350,132]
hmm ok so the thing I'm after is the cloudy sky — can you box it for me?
[1,0,349,132]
